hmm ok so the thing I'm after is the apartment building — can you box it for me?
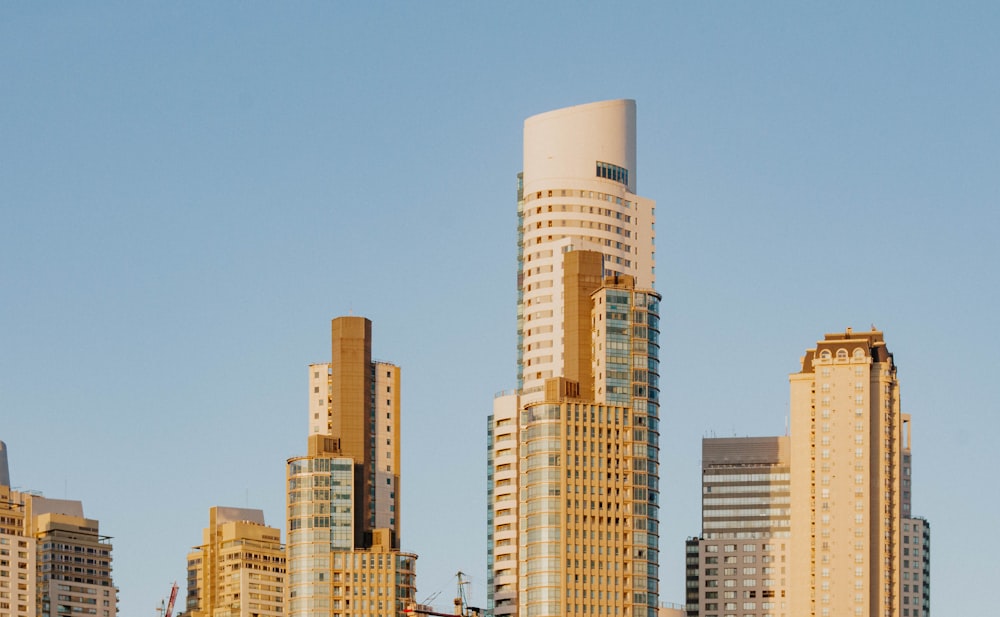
[286,318,416,617]
[185,506,285,617]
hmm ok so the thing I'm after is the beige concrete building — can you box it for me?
[184,507,285,617]
[321,528,415,617]
[516,390,657,617]
[686,437,791,617]
[0,484,35,617]
[686,330,931,617]
[490,100,660,617]
[29,498,116,617]
[1,459,116,617]
[287,318,416,617]
[789,328,907,617]
[486,394,518,616]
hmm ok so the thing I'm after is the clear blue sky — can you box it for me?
[2,3,997,614]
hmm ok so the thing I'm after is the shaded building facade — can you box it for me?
[899,518,929,617]
[686,437,790,617]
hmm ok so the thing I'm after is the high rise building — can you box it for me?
[30,498,116,617]
[686,329,931,617]
[286,317,416,617]
[307,317,401,539]
[789,328,917,617]
[0,448,116,617]
[685,437,791,617]
[184,506,285,617]
[516,99,656,398]
[489,99,660,617]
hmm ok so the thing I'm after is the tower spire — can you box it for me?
[0,440,9,487]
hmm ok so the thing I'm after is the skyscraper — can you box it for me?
[306,317,401,543]
[686,329,930,617]
[184,506,285,617]
[286,317,416,617]
[517,99,656,398]
[488,100,660,617]
[789,328,914,617]
[686,437,791,617]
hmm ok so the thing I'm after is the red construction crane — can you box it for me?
[164,582,179,617]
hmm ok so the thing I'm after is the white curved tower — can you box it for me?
[489,100,660,617]
[518,99,655,399]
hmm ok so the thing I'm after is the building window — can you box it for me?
[596,161,629,186]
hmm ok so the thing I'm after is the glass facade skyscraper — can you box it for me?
[488,99,660,617]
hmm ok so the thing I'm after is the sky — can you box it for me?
[1,2,998,615]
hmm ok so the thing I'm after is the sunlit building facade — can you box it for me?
[0,484,35,617]
[489,100,660,617]
[1,451,116,617]
[287,318,416,617]
[516,99,656,399]
[185,506,285,617]
[306,317,401,540]
[30,501,116,617]
[789,328,911,617]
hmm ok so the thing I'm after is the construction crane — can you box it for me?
[165,582,179,617]
[456,571,477,616]
[405,571,481,617]
[155,582,179,617]
[419,590,443,608]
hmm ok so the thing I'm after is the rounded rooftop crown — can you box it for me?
[523,99,637,193]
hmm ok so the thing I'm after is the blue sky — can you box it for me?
[2,2,998,614]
